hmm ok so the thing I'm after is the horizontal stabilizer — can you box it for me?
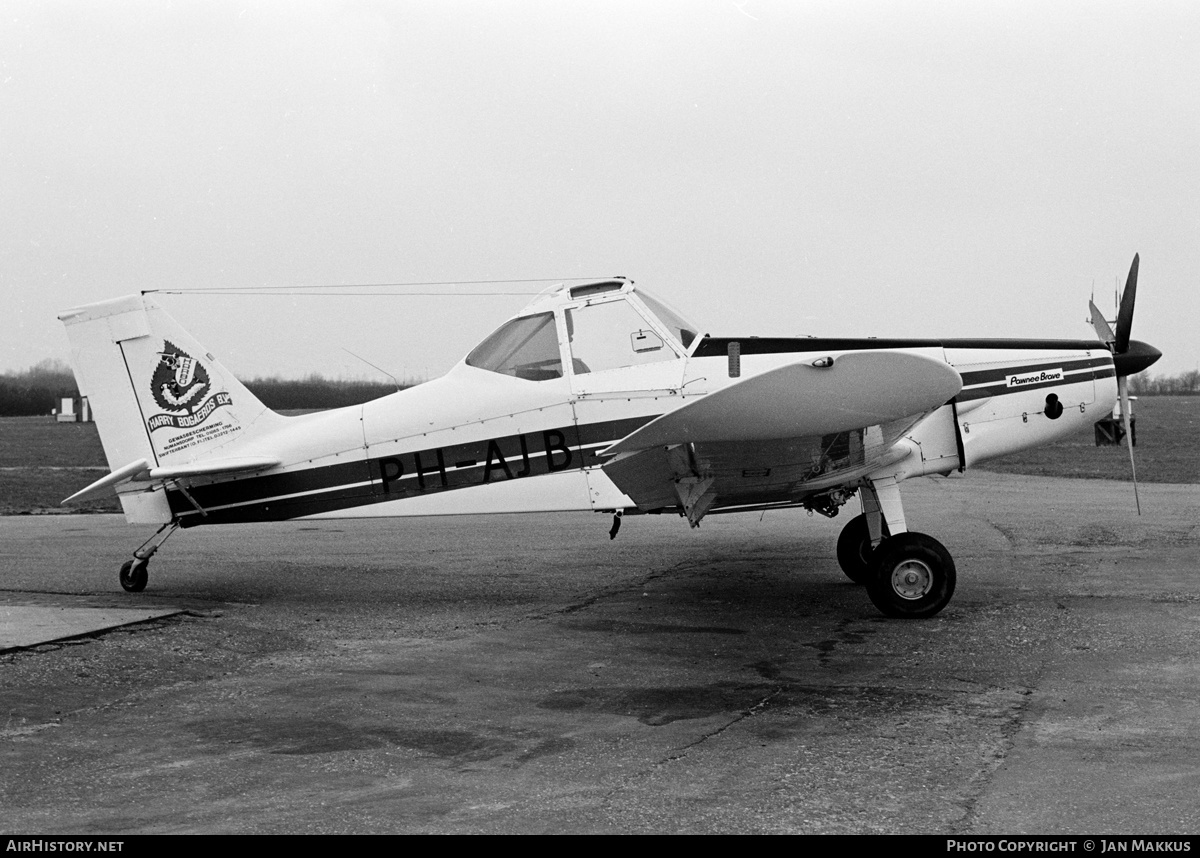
[147,456,281,480]
[61,459,152,505]
[62,456,280,505]
[602,351,962,457]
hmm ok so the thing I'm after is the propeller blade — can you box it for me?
[1114,253,1139,354]
[1118,375,1141,515]
[1089,299,1116,346]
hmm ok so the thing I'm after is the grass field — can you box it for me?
[0,417,119,513]
[975,395,1200,483]
[2,398,1197,514]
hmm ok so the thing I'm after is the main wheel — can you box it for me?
[119,558,149,593]
[836,514,889,585]
[866,532,956,618]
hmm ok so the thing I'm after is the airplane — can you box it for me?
[58,256,1160,619]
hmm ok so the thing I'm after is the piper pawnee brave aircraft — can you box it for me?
[59,256,1161,618]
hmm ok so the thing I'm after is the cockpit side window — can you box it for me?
[566,300,680,375]
[465,312,563,381]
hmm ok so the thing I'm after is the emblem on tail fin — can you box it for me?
[146,341,232,431]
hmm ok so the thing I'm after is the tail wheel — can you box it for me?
[119,558,149,593]
[866,532,956,619]
[836,513,889,585]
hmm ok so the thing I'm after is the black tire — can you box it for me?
[836,514,888,585]
[866,532,956,619]
[119,558,149,593]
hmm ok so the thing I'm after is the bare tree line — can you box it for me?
[0,359,410,416]
[1128,370,1200,396]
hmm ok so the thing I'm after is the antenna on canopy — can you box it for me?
[143,277,613,298]
[341,348,403,392]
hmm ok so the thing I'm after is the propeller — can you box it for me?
[1119,369,1140,516]
[1114,253,1139,354]
[1089,254,1161,515]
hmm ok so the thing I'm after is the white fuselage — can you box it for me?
[156,337,1115,527]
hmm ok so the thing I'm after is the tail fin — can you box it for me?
[59,294,285,521]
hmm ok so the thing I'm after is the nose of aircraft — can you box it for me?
[1112,339,1162,378]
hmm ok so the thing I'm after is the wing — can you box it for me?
[603,351,962,455]
[62,456,280,505]
[600,351,962,524]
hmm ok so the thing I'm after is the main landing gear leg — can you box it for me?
[119,521,179,593]
[838,477,956,618]
[835,477,903,584]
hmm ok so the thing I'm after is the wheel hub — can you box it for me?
[890,559,933,600]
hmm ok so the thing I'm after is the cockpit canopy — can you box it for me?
[465,281,698,381]
[466,312,563,381]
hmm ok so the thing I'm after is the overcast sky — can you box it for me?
[3,0,1197,383]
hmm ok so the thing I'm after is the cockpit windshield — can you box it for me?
[636,292,698,349]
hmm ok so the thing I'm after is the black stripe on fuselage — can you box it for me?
[167,459,373,525]
[956,357,1115,401]
[168,416,651,527]
[692,336,1108,357]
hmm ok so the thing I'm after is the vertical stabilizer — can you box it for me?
[59,294,284,521]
